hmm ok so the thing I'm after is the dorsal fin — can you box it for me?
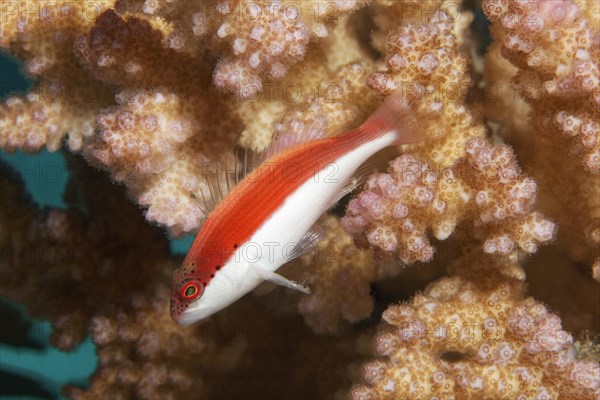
[196,133,394,218]
[199,115,330,212]
[196,150,246,215]
[263,113,329,160]
[196,145,277,215]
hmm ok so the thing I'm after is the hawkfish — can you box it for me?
[170,92,433,325]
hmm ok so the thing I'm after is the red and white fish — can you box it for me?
[170,92,431,325]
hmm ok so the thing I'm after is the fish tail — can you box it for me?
[363,90,442,145]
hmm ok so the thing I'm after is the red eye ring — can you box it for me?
[180,280,203,300]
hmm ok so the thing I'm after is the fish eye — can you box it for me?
[179,280,203,301]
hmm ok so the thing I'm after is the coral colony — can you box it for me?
[0,0,598,399]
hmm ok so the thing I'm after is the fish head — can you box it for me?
[170,255,261,325]
[169,260,216,325]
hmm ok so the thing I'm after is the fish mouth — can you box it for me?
[174,315,198,326]
[174,304,218,325]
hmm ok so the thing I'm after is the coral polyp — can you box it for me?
[0,0,598,398]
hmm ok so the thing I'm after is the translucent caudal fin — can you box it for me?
[362,90,443,145]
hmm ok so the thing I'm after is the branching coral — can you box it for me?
[0,157,172,349]
[342,10,554,264]
[66,285,365,400]
[235,12,379,150]
[1,3,378,235]
[1,1,378,234]
[0,1,598,399]
[483,0,600,273]
[84,88,240,234]
[0,1,114,74]
[114,0,369,98]
[351,271,600,399]
[275,61,378,140]
[74,9,213,92]
[367,9,478,157]
[76,9,243,234]
[192,0,369,99]
[341,9,476,261]
[209,1,312,99]
[0,6,234,235]
[342,139,555,263]
[0,1,116,151]
[483,0,599,174]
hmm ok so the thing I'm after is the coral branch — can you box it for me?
[342,138,555,263]
[0,1,116,152]
[74,10,212,92]
[483,0,600,174]
[351,272,600,399]
[484,0,600,274]
[84,89,240,234]
[0,2,597,398]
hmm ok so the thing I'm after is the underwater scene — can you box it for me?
[0,1,599,399]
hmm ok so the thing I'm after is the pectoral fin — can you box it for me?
[250,263,310,294]
[328,148,395,209]
[283,226,324,262]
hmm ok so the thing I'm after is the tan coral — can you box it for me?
[74,9,212,93]
[0,0,116,75]
[0,158,172,350]
[113,0,208,54]
[201,0,369,98]
[351,272,600,400]
[233,47,334,151]
[0,2,598,399]
[236,16,377,151]
[342,8,554,266]
[1,158,368,399]
[1,159,366,399]
[85,89,240,235]
[455,138,556,256]
[64,287,219,400]
[0,86,105,152]
[0,1,116,152]
[367,10,484,169]
[69,9,246,234]
[120,0,370,98]
[342,154,467,263]
[271,62,380,146]
[64,283,364,400]
[237,57,377,150]
[482,0,600,174]
[341,138,555,264]
[483,0,600,275]
[370,0,467,51]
